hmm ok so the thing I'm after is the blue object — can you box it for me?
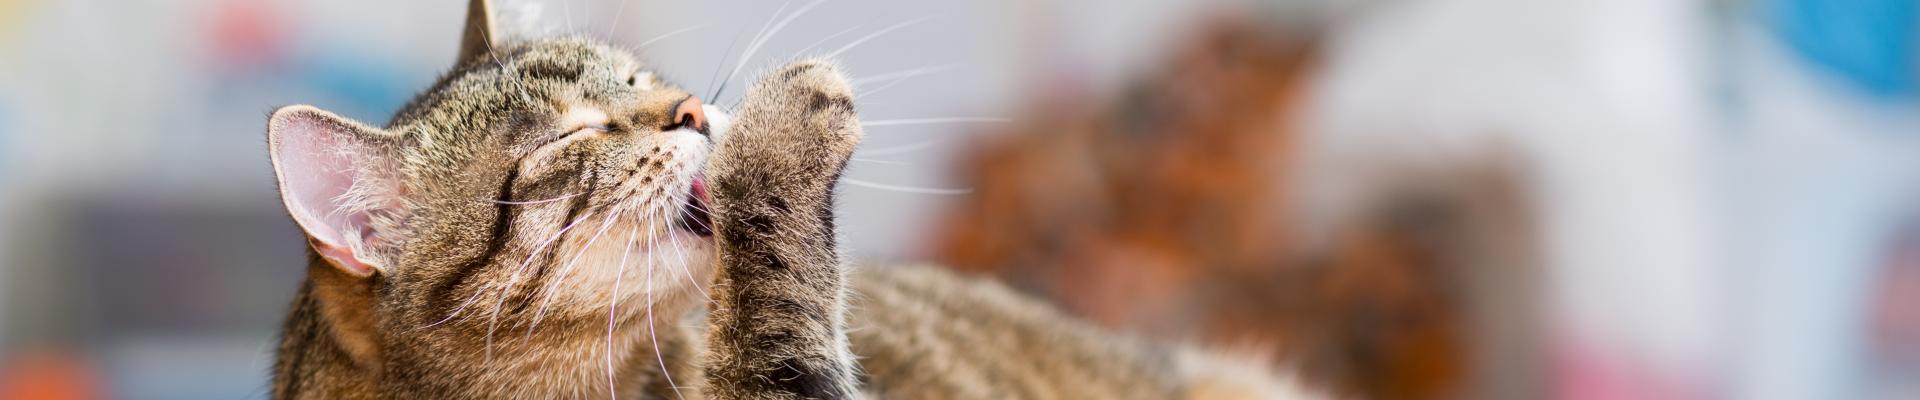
[296,44,426,126]
[1765,0,1920,98]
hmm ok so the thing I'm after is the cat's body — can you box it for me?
[266,1,1311,399]
[278,265,1278,399]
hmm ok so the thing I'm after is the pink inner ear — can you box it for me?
[272,108,380,275]
[280,117,356,247]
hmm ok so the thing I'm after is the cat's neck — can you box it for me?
[276,258,708,398]
[389,319,692,398]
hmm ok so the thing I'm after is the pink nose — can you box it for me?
[675,96,708,134]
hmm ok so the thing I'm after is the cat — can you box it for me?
[265,0,1315,398]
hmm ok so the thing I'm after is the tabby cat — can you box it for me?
[265,1,1313,398]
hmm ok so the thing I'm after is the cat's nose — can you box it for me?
[673,96,709,136]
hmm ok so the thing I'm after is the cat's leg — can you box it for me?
[702,59,864,400]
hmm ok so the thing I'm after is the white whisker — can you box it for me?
[680,210,715,236]
[424,295,479,329]
[824,17,933,59]
[851,157,909,165]
[851,65,957,86]
[526,206,628,336]
[483,210,595,363]
[856,78,915,99]
[853,65,956,99]
[664,210,711,302]
[426,192,586,328]
[606,217,639,400]
[841,177,972,195]
[677,200,716,233]
[604,0,630,39]
[857,142,938,156]
[643,205,687,400]
[862,117,1011,127]
[637,24,709,50]
[710,0,795,101]
[796,25,865,56]
[705,28,750,101]
[477,14,532,102]
[720,0,827,103]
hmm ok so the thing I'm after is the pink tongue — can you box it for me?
[691,177,710,202]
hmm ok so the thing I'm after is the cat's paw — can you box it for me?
[755,59,863,160]
[710,58,863,191]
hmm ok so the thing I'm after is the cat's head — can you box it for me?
[266,0,721,362]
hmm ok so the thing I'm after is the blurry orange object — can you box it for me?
[930,15,1546,399]
[0,349,104,400]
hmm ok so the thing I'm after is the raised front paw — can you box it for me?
[709,58,863,193]
[700,59,867,400]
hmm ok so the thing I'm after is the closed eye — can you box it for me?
[573,124,609,135]
[628,72,656,90]
[560,106,613,136]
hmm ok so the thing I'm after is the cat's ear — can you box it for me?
[457,0,497,66]
[267,105,402,278]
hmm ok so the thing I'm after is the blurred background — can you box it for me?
[1,0,1917,398]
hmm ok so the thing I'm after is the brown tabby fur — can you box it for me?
[268,1,1314,399]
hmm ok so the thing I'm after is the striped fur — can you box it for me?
[267,1,1318,399]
